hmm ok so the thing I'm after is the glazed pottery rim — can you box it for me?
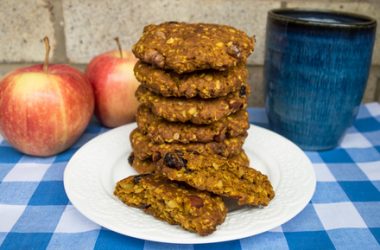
[268,8,377,28]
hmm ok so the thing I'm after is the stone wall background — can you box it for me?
[0,0,379,106]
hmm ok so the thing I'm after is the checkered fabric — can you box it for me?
[1,103,379,250]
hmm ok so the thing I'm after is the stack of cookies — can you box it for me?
[114,22,274,236]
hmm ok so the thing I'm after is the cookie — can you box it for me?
[136,85,249,124]
[132,22,254,73]
[134,61,248,99]
[136,105,249,144]
[130,128,246,161]
[157,151,275,206]
[114,174,227,235]
[129,150,250,174]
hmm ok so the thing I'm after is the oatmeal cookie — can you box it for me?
[130,128,246,161]
[157,151,275,206]
[134,61,248,98]
[129,150,250,174]
[136,105,249,144]
[136,85,249,124]
[114,174,227,235]
[132,22,254,73]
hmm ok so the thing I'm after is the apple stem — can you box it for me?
[43,36,50,73]
[114,37,123,59]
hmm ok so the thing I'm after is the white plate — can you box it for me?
[64,123,316,244]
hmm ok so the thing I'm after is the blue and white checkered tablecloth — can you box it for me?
[0,103,379,250]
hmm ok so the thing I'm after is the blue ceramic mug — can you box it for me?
[264,9,377,151]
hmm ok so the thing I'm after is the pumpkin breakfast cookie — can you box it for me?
[136,84,249,124]
[156,151,275,206]
[128,150,250,174]
[136,105,249,144]
[130,128,246,161]
[132,22,254,73]
[114,174,227,235]
[134,61,248,98]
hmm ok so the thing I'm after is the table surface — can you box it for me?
[0,103,379,250]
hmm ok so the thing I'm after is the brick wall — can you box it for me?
[0,0,379,106]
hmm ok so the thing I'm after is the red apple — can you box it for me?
[0,37,94,157]
[86,37,139,128]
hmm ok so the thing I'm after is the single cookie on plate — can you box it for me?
[136,105,249,144]
[129,150,250,174]
[132,22,254,73]
[134,61,248,98]
[130,128,246,161]
[156,151,275,206]
[114,174,227,236]
[136,85,249,124]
